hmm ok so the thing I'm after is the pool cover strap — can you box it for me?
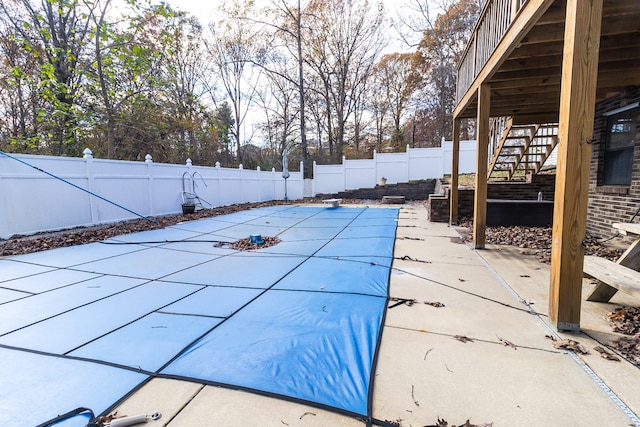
[35,407,96,427]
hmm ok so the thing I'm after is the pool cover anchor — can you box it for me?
[102,412,162,427]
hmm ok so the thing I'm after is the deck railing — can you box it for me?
[456,0,527,103]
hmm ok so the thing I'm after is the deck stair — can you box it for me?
[487,118,559,181]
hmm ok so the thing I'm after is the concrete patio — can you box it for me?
[1,202,638,427]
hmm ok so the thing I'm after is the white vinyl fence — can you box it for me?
[1,141,476,238]
[0,149,303,239]
[312,140,476,195]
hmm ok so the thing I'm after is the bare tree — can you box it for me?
[370,52,421,150]
[395,0,480,145]
[255,52,299,164]
[303,0,387,160]
[206,0,266,165]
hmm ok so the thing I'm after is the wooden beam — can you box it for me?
[512,112,560,124]
[549,0,603,332]
[473,84,490,249]
[450,118,461,224]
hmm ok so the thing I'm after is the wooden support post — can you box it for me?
[450,118,461,224]
[549,0,603,332]
[473,84,490,249]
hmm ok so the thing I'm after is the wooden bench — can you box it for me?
[381,195,405,204]
[584,255,640,302]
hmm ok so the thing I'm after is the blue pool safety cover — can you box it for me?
[0,205,398,425]
[0,347,147,427]
[162,290,385,415]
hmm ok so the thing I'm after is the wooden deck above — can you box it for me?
[455,0,640,123]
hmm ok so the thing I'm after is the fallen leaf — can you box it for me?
[454,335,474,343]
[424,301,445,308]
[593,346,620,361]
[498,336,517,350]
[552,339,589,354]
[411,384,420,406]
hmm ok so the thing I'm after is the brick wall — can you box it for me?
[588,86,640,239]
[427,195,450,222]
[330,179,437,200]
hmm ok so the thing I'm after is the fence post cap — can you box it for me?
[186,158,192,166]
[145,154,153,163]
[82,148,93,159]
[215,161,221,168]
[239,164,243,170]
[257,166,261,171]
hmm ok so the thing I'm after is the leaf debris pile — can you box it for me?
[607,307,640,367]
[608,307,640,335]
[458,222,622,264]
[221,236,282,251]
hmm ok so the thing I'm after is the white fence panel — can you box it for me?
[344,158,375,190]
[408,147,445,180]
[374,152,409,185]
[442,140,477,174]
[150,163,186,216]
[313,164,345,195]
[91,158,152,223]
[0,154,94,236]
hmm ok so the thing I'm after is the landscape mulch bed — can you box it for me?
[607,307,640,367]
[457,221,623,264]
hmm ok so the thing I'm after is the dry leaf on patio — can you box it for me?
[498,336,517,350]
[593,346,620,361]
[552,338,589,354]
[428,419,493,427]
[454,335,474,343]
[424,301,445,308]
